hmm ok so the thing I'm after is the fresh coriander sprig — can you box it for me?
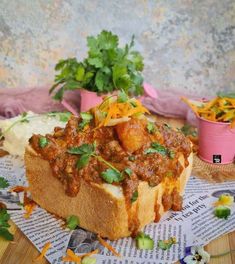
[0,209,14,241]
[0,177,9,189]
[144,142,175,159]
[50,30,144,100]
[66,215,79,230]
[67,143,132,184]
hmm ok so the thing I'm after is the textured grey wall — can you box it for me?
[0,0,235,96]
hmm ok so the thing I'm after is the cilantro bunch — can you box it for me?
[50,30,144,100]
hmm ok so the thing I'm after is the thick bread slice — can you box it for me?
[25,146,193,240]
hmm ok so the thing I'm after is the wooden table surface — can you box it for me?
[0,116,234,264]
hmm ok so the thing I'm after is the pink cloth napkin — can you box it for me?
[0,85,199,125]
[0,87,80,119]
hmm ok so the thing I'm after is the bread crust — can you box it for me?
[25,146,193,240]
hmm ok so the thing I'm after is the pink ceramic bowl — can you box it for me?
[198,116,235,164]
[79,89,104,112]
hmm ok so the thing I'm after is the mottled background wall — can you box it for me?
[0,0,235,96]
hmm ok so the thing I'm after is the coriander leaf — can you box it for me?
[80,112,93,121]
[55,59,67,71]
[0,227,14,241]
[168,150,175,159]
[144,143,167,156]
[101,169,123,184]
[97,30,119,50]
[136,232,154,250]
[53,86,65,101]
[66,215,79,230]
[128,156,135,161]
[68,143,95,155]
[47,112,71,122]
[87,57,103,68]
[158,237,177,250]
[75,66,85,81]
[124,168,132,177]
[39,137,48,148]
[0,177,9,189]
[77,154,91,169]
[20,112,29,123]
[180,124,197,137]
[117,90,129,103]
[147,122,156,134]
[95,70,105,91]
[78,120,89,130]
[0,209,13,241]
[214,206,231,219]
[129,51,144,71]
[131,191,138,203]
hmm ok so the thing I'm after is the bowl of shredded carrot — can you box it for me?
[182,93,235,164]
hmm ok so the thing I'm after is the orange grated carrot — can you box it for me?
[97,234,121,257]
[23,192,37,219]
[9,186,29,193]
[24,203,37,219]
[62,248,99,263]
[34,242,51,262]
[62,249,81,263]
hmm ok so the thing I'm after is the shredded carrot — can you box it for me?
[181,96,235,127]
[9,186,29,193]
[34,242,51,262]
[62,249,82,263]
[23,192,37,219]
[24,203,37,219]
[97,234,121,257]
[62,249,99,263]
[93,95,150,127]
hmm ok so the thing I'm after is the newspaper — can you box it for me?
[0,155,234,264]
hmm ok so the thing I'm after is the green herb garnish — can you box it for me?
[214,206,231,219]
[39,137,48,148]
[131,191,138,203]
[144,142,175,159]
[128,156,136,161]
[124,168,132,177]
[68,143,96,169]
[50,30,144,100]
[66,215,80,230]
[168,150,175,159]
[68,143,96,155]
[0,209,14,241]
[20,112,30,123]
[180,124,197,137]
[136,232,154,250]
[67,143,121,174]
[101,169,124,184]
[117,90,129,103]
[0,177,9,189]
[78,112,93,130]
[158,237,177,250]
[81,256,97,264]
[144,142,168,155]
[48,112,72,122]
[147,122,156,134]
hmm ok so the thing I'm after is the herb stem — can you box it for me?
[94,155,120,173]
[0,116,30,140]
